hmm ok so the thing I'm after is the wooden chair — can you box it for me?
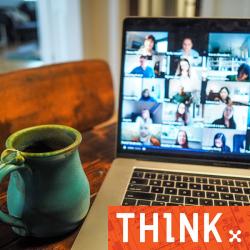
[0,59,114,151]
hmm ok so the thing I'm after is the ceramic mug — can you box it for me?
[0,124,90,237]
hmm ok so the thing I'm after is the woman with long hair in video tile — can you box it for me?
[218,86,232,104]
[175,58,200,94]
[212,105,236,129]
[175,130,189,148]
[175,103,189,126]
[212,133,231,152]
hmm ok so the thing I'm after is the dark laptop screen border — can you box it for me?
[117,17,250,168]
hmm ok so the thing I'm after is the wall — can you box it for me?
[81,0,128,108]
[37,0,83,64]
[200,0,250,17]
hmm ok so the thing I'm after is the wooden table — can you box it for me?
[0,122,116,250]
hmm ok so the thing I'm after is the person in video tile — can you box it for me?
[175,130,189,148]
[136,109,153,126]
[214,87,232,105]
[212,133,231,153]
[179,38,200,66]
[212,105,236,129]
[171,85,191,104]
[133,123,160,146]
[138,34,156,59]
[175,58,200,93]
[130,55,155,78]
[139,89,157,102]
[227,63,250,81]
[175,103,189,126]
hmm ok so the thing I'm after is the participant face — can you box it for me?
[178,86,184,94]
[182,38,193,52]
[224,106,233,119]
[143,89,150,98]
[144,38,154,51]
[238,72,248,81]
[142,109,150,119]
[220,88,228,100]
[178,103,186,115]
[178,131,187,145]
[215,138,223,148]
[139,57,147,67]
[180,60,189,72]
[140,124,150,138]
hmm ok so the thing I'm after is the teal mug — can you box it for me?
[0,124,90,237]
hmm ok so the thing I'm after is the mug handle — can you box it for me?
[0,149,27,231]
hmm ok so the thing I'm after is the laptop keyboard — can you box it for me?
[122,169,250,206]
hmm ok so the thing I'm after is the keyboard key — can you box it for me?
[200,198,213,205]
[176,182,188,189]
[132,171,143,178]
[150,180,162,186]
[130,178,148,185]
[179,189,191,196]
[203,184,215,191]
[235,181,248,187]
[230,187,243,194]
[137,200,151,206]
[170,175,182,181]
[193,190,205,198]
[157,174,168,180]
[214,200,228,206]
[163,181,175,187]
[196,177,208,184]
[189,183,201,190]
[122,199,136,206]
[220,193,234,200]
[165,188,177,195]
[183,176,194,182]
[125,191,156,200]
[145,173,156,179]
[128,184,150,192]
[152,201,165,206]
[229,201,243,206]
[235,194,249,202]
[156,194,170,202]
[209,179,221,185]
[207,192,219,199]
[170,196,184,204]
[244,188,250,194]
[185,197,198,205]
[222,179,234,186]
[216,186,229,192]
[151,186,164,194]
[166,203,182,206]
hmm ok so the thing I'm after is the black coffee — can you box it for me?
[22,139,69,153]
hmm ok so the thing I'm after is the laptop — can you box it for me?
[72,17,250,249]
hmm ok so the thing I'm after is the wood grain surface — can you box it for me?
[0,60,114,152]
[0,122,117,250]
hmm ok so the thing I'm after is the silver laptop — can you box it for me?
[73,17,250,249]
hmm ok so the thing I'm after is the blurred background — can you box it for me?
[0,0,249,105]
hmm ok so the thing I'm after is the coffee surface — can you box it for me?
[22,139,68,153]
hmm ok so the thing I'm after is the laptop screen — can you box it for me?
[118,18,250,164]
